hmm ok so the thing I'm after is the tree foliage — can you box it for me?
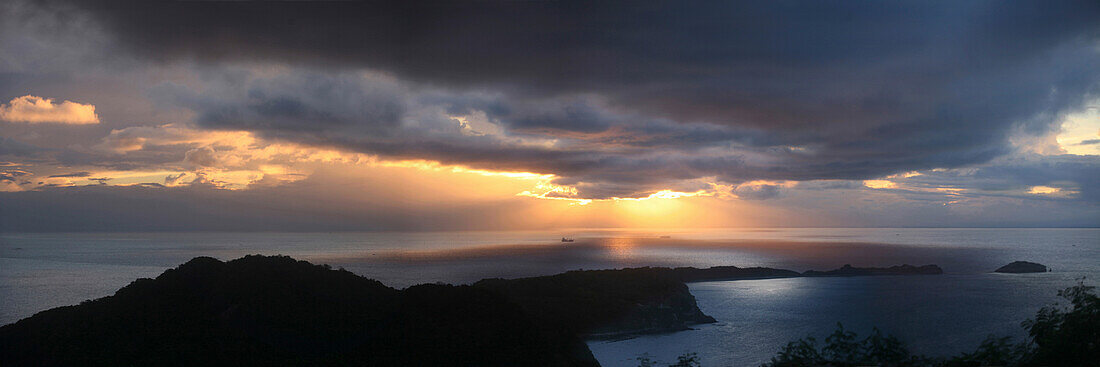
[762,323,934,367]
[760,280,1098,367]
[636,352,701,367]
[1021,280,1099,366]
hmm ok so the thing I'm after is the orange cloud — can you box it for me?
[863,180,897,189]
[1027,186,1060,195]
[0,95,99,124]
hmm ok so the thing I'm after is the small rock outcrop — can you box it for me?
[995,261,1048,273]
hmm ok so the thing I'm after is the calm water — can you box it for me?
[1,228,1098,366]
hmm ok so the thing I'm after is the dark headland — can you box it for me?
[0,255,941,366]
[802,263,943,277]
[995,261,1049,273]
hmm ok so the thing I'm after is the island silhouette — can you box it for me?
[0,255,946,366]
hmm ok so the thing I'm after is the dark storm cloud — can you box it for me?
[733,184,784,201]
[795,180,866,191]
[129,67,1029,199]
[176,72,407,135]
[17,0,1100,199]
[0,137,46,157]
[490,98,614,134]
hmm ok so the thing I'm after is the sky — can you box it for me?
[0,0,1098,231]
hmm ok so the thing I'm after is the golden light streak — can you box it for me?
[892,171,922,178]
[1028,186,1060,195]
[863,180,897,189]
[615,189,711,201]
[12,122,727,214]
[371,159,554,180]
[517,191,594,205]
[517,187,713,206]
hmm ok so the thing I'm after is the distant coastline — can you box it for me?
[1,255,945,365]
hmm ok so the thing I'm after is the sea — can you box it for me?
[1,228,1097,366]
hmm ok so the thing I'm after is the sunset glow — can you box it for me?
[1,3,1098,366]
[0,0,1096,230]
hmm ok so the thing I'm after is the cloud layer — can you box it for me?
[37,0,1094,198]
[0,0,1097,229]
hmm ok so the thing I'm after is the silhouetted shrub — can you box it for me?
[1021,279,1099,366]
[942,335,1029,367]
[636,352,701,367]
[762,281,1099,367]
[762,323,935,367]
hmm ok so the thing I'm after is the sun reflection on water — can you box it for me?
[599,237,640,262]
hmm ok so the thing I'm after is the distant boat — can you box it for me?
[561,237,575,243]
[659,235,671,239]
